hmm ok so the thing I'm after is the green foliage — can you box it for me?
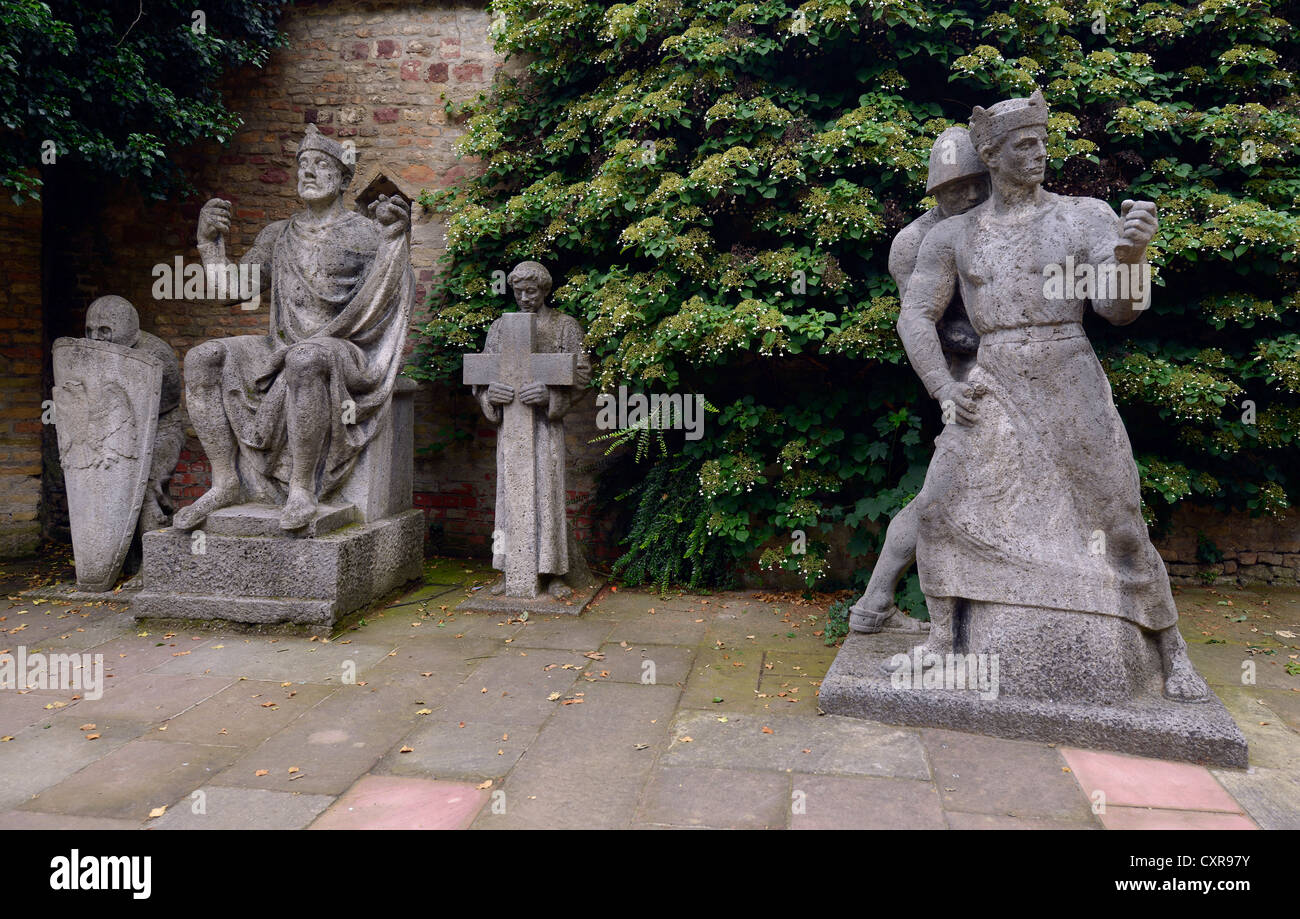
[822,597,851,646]
[1,0,288,203]
[417,0,1300,588]
[610,456,736,592]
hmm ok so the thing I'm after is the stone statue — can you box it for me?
[175,124,415,532]
[895,91,1208,702]
[848,127,988,634]
[84,296,184,537]
[52,296,181,592]
[463,261,593,601]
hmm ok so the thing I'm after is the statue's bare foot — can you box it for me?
[1164,653,1211,703]
[173,482,240,531]
[547,579,573,600]
[280,487,318,531]
[490,578,505,596]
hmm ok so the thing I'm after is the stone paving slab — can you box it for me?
[26,738,240,820]
[1211,766,1300,830]
[472,681,680,829]
[597,642,694,685]
[663,710,931,780]
[1060,747,1241,812]
[70,672,234,723]
[209,683,429,795]
[136,680,336,747]
[789,774,947,830]
[434,650,591,727]
[0,810,142,830]
[377,719,538,781]
[921,728,1095,821]
[637,766,791,829]
[944,812,1101,829]
[1097,806,1258,830]
[311,775,486,830]
[150,785,335,830]
[0,716,151,811]
[148,637,395,683]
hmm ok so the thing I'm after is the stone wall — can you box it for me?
[1157,504,1300,588]
[0,194,45,556]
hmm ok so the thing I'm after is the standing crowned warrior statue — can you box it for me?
[175,125,415,532]
[895,91,1209,702]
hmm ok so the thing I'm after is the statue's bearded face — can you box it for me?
[297,151,346,203]
[512,279,548,312]
[934,175,989,217]
[982,126,1047,187]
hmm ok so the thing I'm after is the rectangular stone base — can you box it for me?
[456,579,604,617]
[131,509,424,631]
[820,633,1249,768]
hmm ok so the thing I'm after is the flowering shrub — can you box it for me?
[415,0,1300,589]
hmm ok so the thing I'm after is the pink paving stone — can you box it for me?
[310,775,487,830]
[1061,747,1243,813]
[1099,806,1258,830]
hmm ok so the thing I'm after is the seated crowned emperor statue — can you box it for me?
[174,125,416,533]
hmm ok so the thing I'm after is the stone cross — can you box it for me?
[463,311,577,596]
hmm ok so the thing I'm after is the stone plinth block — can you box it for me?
[131,508,424,631]
[455,579,604,618]
[820,633,1248,768]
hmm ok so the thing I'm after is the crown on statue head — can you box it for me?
[297,124,356,175]
[969,90,1048,152]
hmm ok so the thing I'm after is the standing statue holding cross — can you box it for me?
[464,261,593,600]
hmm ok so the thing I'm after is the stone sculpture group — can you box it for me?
[54,98,1244,762]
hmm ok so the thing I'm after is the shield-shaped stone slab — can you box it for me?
[52,337,163,592]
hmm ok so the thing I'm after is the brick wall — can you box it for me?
[1157,504,1300,588]
[0,194,44,556]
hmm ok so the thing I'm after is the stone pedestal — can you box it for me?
[820,612,1249,767]
[131,505,423,632]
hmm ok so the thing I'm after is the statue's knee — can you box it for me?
[284,345,328,383]
[184,341,224,385]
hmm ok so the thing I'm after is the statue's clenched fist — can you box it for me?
[198,198,232,245]
[1115,199,1158,263]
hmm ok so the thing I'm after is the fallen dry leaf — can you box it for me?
[79,723,96,731]
[399,746,414,754]
[148,806,167,819]
[85,733,100,741]
[254,769,269,777]
[761,726,774,734]
[476,779,493,790]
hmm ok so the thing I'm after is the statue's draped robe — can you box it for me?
[215,210,415,500]
[473,310,590,578]
[904,192,1176,631]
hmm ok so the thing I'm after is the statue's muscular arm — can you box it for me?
[898,222,977,424]
[1084,197,1159,326]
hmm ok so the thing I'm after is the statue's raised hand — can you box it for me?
[368,194,411,239]
[1115,200,1158,263]
[198,198,232,245]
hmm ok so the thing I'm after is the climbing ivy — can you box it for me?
[415,0,1300,588]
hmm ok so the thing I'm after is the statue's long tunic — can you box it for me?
[216,210,415,499]
[901,192,1176,630]
[474,310,590,577]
